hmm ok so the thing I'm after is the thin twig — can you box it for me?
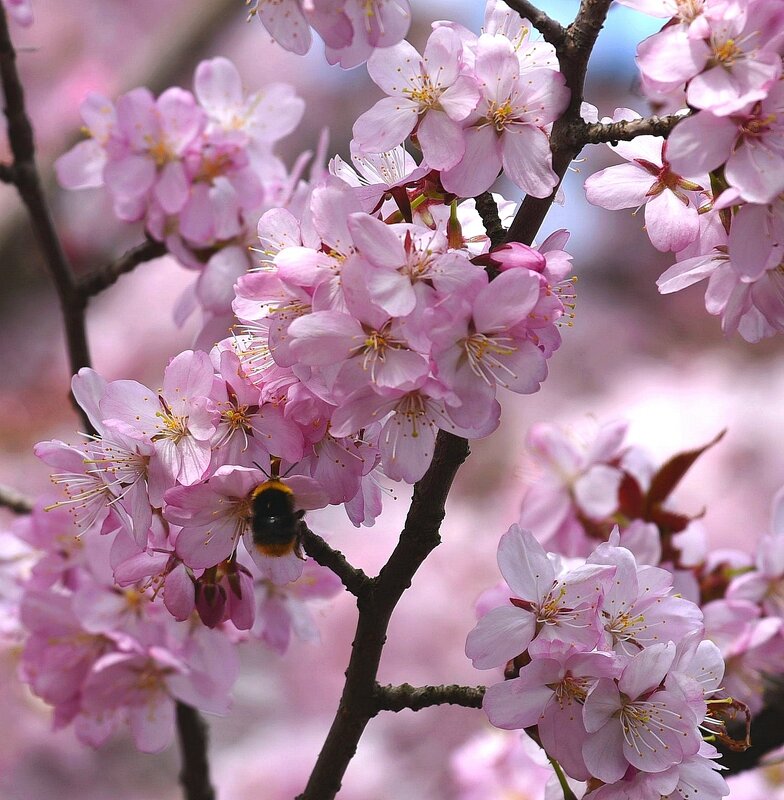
[0,4,91,430]
[175,702,216,800]
[77,238,168,298]
[300,526,371,597]
[567,113,685,147]
[0,483,33,514]
[296,431,470,800]
[719,683,784,775]
[504,0,567,49]
[374,683,485,712]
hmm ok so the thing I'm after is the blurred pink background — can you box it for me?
[1,1,783,797]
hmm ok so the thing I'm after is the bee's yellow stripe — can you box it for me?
[251,479,293,498]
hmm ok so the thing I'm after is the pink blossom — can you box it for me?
[465,525,614,669]
[55,93,116,189]
[352,27,480,170]
[728,487,784,615]
[440,34,569,197]
[100,350,218,489]
[483,646,620,780]
[582,643,702,781]
[637,0,784,115]
[587,540,704,655]
[518,420,627,553]
[585,109,705,252]
[325,0,411,69]
[429,268,549,428]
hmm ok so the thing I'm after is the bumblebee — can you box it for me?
[250,459,304,557]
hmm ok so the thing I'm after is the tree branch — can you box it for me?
[0,483,33,514]
[300,526,371,597]
[77,238,168,298]
[0,5,92,430]
[505,0,614,246]
[474,192,506,249]
[503,0,566,49]
[374,683,485,712]
[175,702,216,800]
[566,114,685,147]
[297,431,470,800]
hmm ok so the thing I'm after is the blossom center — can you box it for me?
[404,76,442,110]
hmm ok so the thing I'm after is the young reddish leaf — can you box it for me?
[644,429,726,511]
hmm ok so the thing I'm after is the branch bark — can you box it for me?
[77,238,168,298]
[503,0,566,49]
[505,0,614,246]
[296,431,470,800]
[0,483,33,514]
[566,114,684,147]
[0,5,91,430]
[175,702,216,800]
[374,683,485,712]
[300,526,371,597]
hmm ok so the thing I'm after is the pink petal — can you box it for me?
[645,190,699,252]
[55,140,106,189]
[440,125,501,197]
[353,97,418,154]
[497,525,555,601]
[501,125,558,198]
[465,605,536,669]
[473,269,541,331]
[194,57,243,114]
[584,163,653,210]
[416,110,465,171]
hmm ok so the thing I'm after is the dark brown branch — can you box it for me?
[474,192,506,249]
[505,0,614,246]
[374,683,485,712]
[566,114,685,148]
[300,526,371,597]
[0,483,33,514]
[0,161,14,182]
[77,238,168,298]
[0,6,92,430]
[504,0,567,49]
[175,702,216,800]
[297,431,470,800]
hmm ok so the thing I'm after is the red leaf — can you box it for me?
[645,429,726,510]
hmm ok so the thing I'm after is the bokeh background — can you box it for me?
[1,1,783,797]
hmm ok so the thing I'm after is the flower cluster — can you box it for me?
[351,0,570,197]
[467,525,730,799]
[7,473,342,749]
[231,178,573,483]
[585,0,784,342]
[55,57,308,331]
